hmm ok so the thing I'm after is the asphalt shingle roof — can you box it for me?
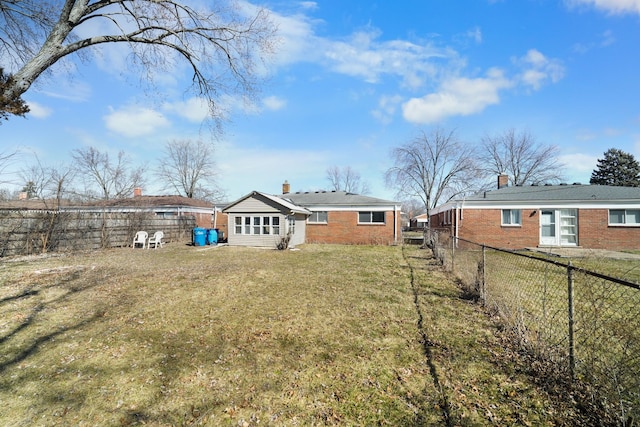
[278,191,398,207]
[467,184,640,202]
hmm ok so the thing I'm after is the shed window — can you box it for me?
[502,209,521,226]
[359,211,385,224]
[234,216,282,235]
[609,209,640,225]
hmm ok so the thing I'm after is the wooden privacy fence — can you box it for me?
[0,210,197,257]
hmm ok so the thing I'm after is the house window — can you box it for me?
[309,211,328,223]
[502,209,521,226]
[234,216,282,234]
[609,209,640,225]
[358,211,385,224]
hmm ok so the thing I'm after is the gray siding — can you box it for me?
[228,195,284,214]
[226,213,288,248]
[289,212,306,247]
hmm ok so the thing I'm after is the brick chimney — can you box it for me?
[133,187,143,197]
[282,180,290,194]
[497,174,509,189]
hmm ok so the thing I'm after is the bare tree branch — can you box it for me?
[72,146,144,200]
[326,165,370,194]
[385,128,482,237]
[0,0,277,125]
[479,128,565,186]
[156,138,223,201]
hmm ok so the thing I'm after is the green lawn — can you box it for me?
[0,243,589,425]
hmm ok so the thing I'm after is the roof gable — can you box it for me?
[222,191,311,215]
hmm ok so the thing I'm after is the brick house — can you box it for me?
[430,175,640,250]
[221,191,311,247]
[222,182,402,247]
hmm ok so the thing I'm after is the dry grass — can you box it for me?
[0,243,584,426]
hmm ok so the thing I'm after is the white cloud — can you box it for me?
[515,49,565,90]
[163,97,210,122]
[263,95,287,111]
[566,0,640,14]
[322,31,453,88]
[104,105,170,137]
[269,9,455,89]
[26,101,52,119]
[371,94,403,124]
[402,68,512,124]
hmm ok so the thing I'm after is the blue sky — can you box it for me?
[3,0,640,202]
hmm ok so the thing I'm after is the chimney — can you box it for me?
[133,187,143,197]
[282,180,290,194]
[497,174,509,189]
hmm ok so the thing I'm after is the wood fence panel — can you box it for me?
[0,211,197,257]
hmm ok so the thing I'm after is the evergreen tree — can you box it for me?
[590,148,640,187]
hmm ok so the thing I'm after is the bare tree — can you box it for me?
[479,128,565,186]
[72,147,144,200]
[0,0,276,125]
[326,166,370,194]
[385,128,481,240]
[0,149,19,183]
[20,154,75,202]
[156,139,222,201]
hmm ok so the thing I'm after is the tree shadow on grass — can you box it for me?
[0,267,104,375]
[402,246,454,427]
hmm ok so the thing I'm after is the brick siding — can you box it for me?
[431,208,640,250]
[306,211,400,245]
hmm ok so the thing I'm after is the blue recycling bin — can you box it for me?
[206,228,218,245]
[193,227,206,246]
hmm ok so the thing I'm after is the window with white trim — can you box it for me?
[358,211,385,224]
[501,209,521,226]
[609,209,640,225]
[233,215,282,235]
[309,211,328,223]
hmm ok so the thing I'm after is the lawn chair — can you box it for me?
[147,231,164,249]
[133,231,148,249]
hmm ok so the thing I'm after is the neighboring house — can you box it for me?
[0,191,218,228]
[410,213,429,229]
[57,191,219,233]
[430,175,640,250]
[277,182,402,245]
[222,191,311,247]
[222,182,403,248]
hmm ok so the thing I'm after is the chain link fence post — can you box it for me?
[567,262,575,382]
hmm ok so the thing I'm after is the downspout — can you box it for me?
[455,199,465,242]
[393,205,399,243]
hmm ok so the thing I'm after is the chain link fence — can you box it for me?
[432,232,640,425]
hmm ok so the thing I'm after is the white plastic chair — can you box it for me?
[133,231,148,249]
[147,231,164,249]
